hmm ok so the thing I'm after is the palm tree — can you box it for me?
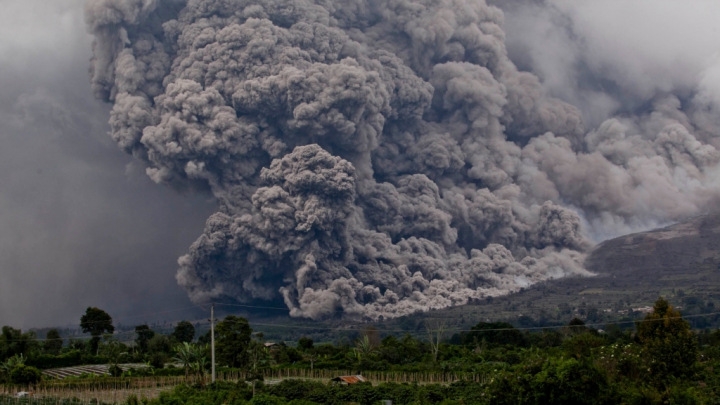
[353,335,376,362]
[191,345,209,380]
[193,355,209,379]
[0,354,25,376]
[173,342,196,380]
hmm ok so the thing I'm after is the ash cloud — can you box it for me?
[84,0,720,320]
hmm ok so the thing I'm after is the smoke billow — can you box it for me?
[84,0,720,320]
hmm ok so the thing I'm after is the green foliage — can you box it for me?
[80,307,114,355]
[43,329,62,355]
[297,337,313,351]
[172,342,208,379]
[9,364,41,385]
[108,364,122,377]
[149,353,166,369]
[0,327,37,361]
[562,332,606,359]
[134,325,155,354]
[25,351,106,370]
[147,334,172,355]
[637,297,698,383]
[527,358,613,405]
[272,346,303,365]
[3,298,719,403]
[216,316,253,368]
[461,322,526,347]
[594,343,645,382]
[171,321,195,344]
[250,394,285,405]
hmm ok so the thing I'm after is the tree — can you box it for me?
[425,320,445,363]
[134,325,155,353]
[297,337,314,351]
[216,316,253,368]
[173,342,196,379]
[9,364,41,386]
[246,339,269,397]
[101,340,126,375]
[462,322,526,347]
[147,334,172,355]
[172,321,195,344]
[1,327,36,361]
[303,351,319,372]
[353,335,378,366]
[637,297,697,382]
[44,329,63,355]
[80,307,114,355]
[0,354,25,378]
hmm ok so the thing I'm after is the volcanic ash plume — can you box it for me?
[85,0,720,319]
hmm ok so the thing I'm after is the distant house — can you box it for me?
[264,342,281,351]
[331,375,367,385]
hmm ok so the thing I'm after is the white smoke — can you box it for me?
[84,0,720,320]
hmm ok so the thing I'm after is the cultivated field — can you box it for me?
[0,369,492,404]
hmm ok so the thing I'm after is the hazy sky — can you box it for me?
[2,0,720,328]
[0,0,216,329]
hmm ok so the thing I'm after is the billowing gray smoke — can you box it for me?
[84,0,720,320]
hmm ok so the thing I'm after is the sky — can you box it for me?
[2,0,720,328]
[0,0,216,328]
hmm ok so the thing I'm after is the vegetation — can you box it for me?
[171,322,195,344]
[79,308,114,356]
[2,298,720,403]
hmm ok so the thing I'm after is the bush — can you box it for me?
[25,351,109,369]
[563,333,606,359]
[149,353,166,369]
[287,400,320,405]
[108,365,122,377]
[10,365,42,385]
[249,394,286,405]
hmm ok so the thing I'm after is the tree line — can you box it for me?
[2,298,720,403]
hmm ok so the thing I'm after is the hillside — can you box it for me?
[131,216,720,343]
[364,215,720,337]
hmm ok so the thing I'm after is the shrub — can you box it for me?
[108,365,122,377]
[10,364,42,385]
[250,394,286,405]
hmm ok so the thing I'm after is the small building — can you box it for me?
[331,375,367,385]
[264,342,282,350]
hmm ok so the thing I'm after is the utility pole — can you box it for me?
[211,303,216,383]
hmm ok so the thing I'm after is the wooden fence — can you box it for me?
[0,369,490,404]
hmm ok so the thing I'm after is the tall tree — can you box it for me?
[134,325,155,353]
[425,320,445,363]
[44,329,63,355]
[80,307,114,355]
[0,327,36,361]
[171,321,195,343]
[637,297,698,383]
[215,316,252,368]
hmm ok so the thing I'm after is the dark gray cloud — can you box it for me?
[494,0,720,239]
[0,0,216,329]
[81,0,720,320]
[82,0,595,320]
[6,0,720,325]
